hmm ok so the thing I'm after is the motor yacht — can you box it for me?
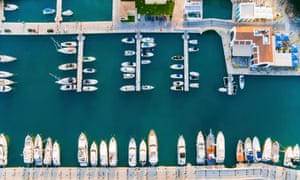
[0,134,8,167]
[236,140,244,163]
[43,137,52,166]
[216,131,225,164]
[62,9,74,16]
[244,137,254,163]
[109,137,117,167]
[141,52,154,58]
[0,55,16,63]
[177,135,186,166]
[271,141,280,163]
[206,129,216,165]
[170,74,183,79]
[61,41,77,48]
[83,79,98,86]
[23,135,34,165]
[142,37,154,43]
[148,129,158,166]
[0,71,13,78]
[171,55,184,61]
[188,39,198,45]
[0,85,12,93]
[120,66,135,73]
[262,137,272,162]
[4,4,18,11]
[43,8,55,15]
[57,47,76,54]
[139,140,147,166]
[128,138,137,167]
[90,141,98,167]
[170,64,184,70]
[100,140,108,166]
[284,146,295,168]
[293,144,300,164]
[123,73,135,79]
[56,77,76,85]
[190,83,199,88]
[252,136,262,162]
[58,63,77,71]
[124,50,135,56]
[141,42,156,48]
[83,56,96,62]
[120,85,135,92]
[34,134,43,166]
[52,141,60,166]
[82,86,98,92]
[60,84,76,91]
[83,68,96,74]
[196,131,205,165]
[121,37,135,44]
[142,85,154,91]
[188,47,199,52]
[239,75,245,90]
[189,72,200,80]
[0,79,14,86]
[78,132,88,167]
[218,87,227,93]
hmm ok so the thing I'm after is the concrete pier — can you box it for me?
[0,0,4,21]
[182,31,189,92]
[54,0,63,23]
[76,33,85,92]
[135,32,142,92]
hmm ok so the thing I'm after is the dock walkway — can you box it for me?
[135,32,142,91]
[182,31,189,92]
[54,0,63,23]
[0,0,4,21]
[76,33,85,92]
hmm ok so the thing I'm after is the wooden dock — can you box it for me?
[54,0,63,23]
[182,31,189,92]
[76,33,85,92]
[135,32,142,91]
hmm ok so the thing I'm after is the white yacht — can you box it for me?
[128,138,137,167]
[62,9,74,16]
[52,141,61,166]
[188,39,198,45]
[170,64,184,70]
[244,137,254,163]
[139,140,147,166]
[236,140,244,163]
[78,132,89,167]
[206,129,216,165]
[252,136,262,162]
[0,134,8,167]
[124,50,136,56]
[284,146,295,168]
[148,129,158,166]
[109,137,118,167]
[120,85,135,92]
[57,47,76,54]
[0,71,13,78]
[0,79,14,86]
[120,66,135,73]
[216,131,225,164]
[142,59,152,65]
[170,73,183,79]
[121,37,135,44]
[43,137,52,166]
[121,61,136,67]
[0,55,16,63]
[141,52,154,58]
[171,55,184,61]
[239,75,245,90]
[43,8,55,15]
[293,144,300,164]
[177,135,186,166]
[188,47,199,52]
[83,86,98,92]
[58,63,77,71]
[56,77,76,85]
[142,85,154,91]
[61,41,77,48]
[189,72,200,80]
[83,56,96,62]
[141,42,156,48]
[90,141,98,167]
[99,140,108,166]
[196,131,205,165]
[4,4,18,11]
[173,81,184,87]
[83,79,98,86]
[218,87,227,93]
[83,68,96,74]
[34,134,43,166]
[142,37,154,43]
[60,84,76,91]
[271,141,280,163]
[170,85,184,91]
[23,135,34,165]
[262,137,272,162]
[190,83,199,88]
[0,85,12,93]
[123,73,135,79]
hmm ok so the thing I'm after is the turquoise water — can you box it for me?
[0,0,299,169]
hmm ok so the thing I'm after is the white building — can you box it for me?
[235,3,273,22]
[145,0,167,5]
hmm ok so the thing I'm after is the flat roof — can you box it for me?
[238,2,273,19]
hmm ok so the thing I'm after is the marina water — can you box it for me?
[0,0,299,169]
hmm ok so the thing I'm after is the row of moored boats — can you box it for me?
[219,74,245,95]
[0,55,17,93]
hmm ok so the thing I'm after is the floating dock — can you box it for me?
[0,164,298,180]
[76,33,85,92]
[135,32,142,92]
[54,0,63,23]
[182,31,189,92]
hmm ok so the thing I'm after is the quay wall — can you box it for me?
[0,164,299,180]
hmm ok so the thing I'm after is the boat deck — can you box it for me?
[76,33,85,92]
[54,0,63,23]
[135,32,142,91]
[182,31,189,92]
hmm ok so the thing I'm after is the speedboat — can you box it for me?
[293,144,300,164]
[57,47,76,54]
[0,134,8,167]
[52,141,60,166]
[142,59,152,65]
[173,81,184,87]
[271,141,280,163]
[206,129,216,165]
[58,63,77,71]
[90,141,98,167]
[262,137,272,162]
[252,136,262,162]
[141,42,156,48]
[142,85,154,91]
[139,140,147,166]
[124,50,135,56]
[188,47,199,52]
[123,73,135,79]
[236,140,244,163]
[4,4,18,11]
[189,72,200,80]
[83,56,96,62]
[171,55,184,61]
[177,135,186,166]
[121,61,136,67]
[34,134,43,166]
[82,86,98,92]
[0,71,13,78]
[170,73,183,79]
[62,9,74,16]
[0,79,14,86]
[148,129,158,166]
[128,138,137,167]
[121,37,135,44]
[0,86,12,93]
[61,41,77,48]
[43,137,52,166]
[141,52,154,58]
[78,132,88,167]
[120,85,135,92]
[284,146,295,168]
[83,79,98,86]
[60,84,76,91]
[170,85,184,91]
[99,140,108,166]
[190,83,199,88]
[170,64,184,70]
[109,137,117,167]
[216,131,225,164]
[56,77,76,85]
[196,131,205,165]
[218,87,227,93]
[142,37,154,43]
[23,135,34,165]
[188,39,198,45]
[43,8,55,15]
[239,75,245,90]
[83,68,96,74]
[120,66,135,73]
[244,137,254,163]
[0,55,16,63]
